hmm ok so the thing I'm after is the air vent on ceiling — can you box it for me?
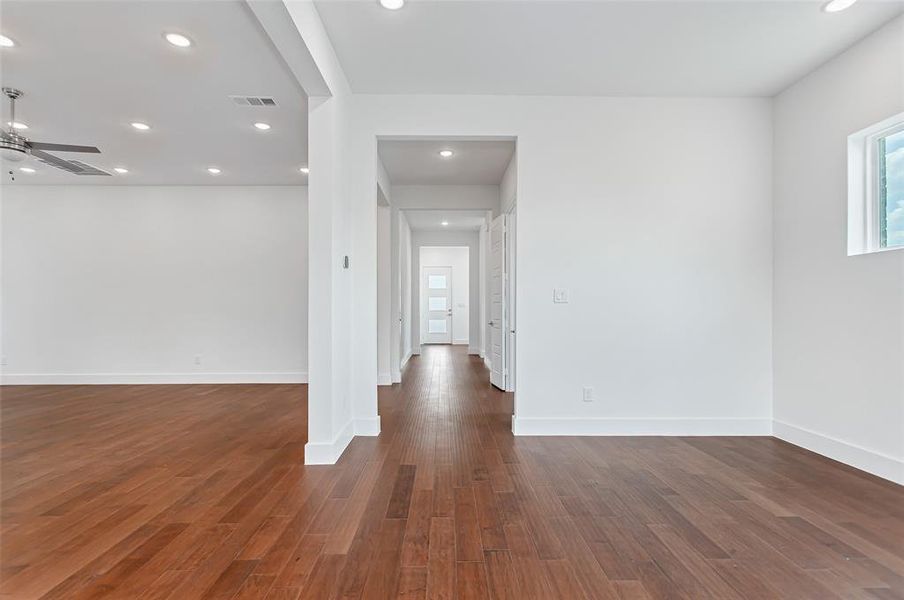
[229,95,278,107]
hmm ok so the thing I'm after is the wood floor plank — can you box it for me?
[2,347,902,599]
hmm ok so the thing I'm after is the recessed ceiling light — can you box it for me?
[253,122,271,131]
[441,221,449,226]
[0,35,15,48]
[130,122,151,131]
[114,167,128,174]
[822,0,858,12]
[164,32,192,48]
[19,166,35,173]
[207,167,221,175]
[438,149,454,158]
[379,0,404,9]
[299,166,309,174]
[7,121,27,130]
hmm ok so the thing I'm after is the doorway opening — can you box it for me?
[375,137,517,397]
[420,246,469,347]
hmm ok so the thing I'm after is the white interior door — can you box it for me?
[423,266,452,344]
[489,214,506,389]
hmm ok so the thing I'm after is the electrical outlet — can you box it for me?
[194,354,202,366]
[582,386,594,402]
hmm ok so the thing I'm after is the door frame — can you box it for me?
[505,201,516,393]
[489,213,506,390]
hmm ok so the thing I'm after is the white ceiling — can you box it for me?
[404,209,488,231]
[0,0,308,185]
[314,0,904,97]
[379,139,515,184]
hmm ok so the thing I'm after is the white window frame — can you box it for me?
[848,111,904,256]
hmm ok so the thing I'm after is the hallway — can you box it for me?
[2,346,903,599]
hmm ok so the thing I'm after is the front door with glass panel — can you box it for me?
[423,266,452,344]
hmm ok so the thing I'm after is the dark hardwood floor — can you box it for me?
[1,345,903,599]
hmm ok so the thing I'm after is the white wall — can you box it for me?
[347,95,774,438]
[376,204,392,385]
[391,185,501,215]
[419,246,470,345]
[399,212,413,366]
[1,185,307,384]
[500,150,517,215]
[410,230,482,355]
[283,0,368,465]
[773,16,904,484]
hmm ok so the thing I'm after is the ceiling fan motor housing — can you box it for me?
[1,133,28,161]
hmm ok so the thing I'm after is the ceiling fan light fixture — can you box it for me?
[0,35,15,48]
[207,167,221,175]
[253,122,271,131]
[438,149,454,158]
[130,122,151,131]
[164,32,192,48]
[822,0,858,12]
[379,0,405,9]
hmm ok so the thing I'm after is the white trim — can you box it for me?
[848,111,904,256]
[401,350,413,366]
[391,370,401,384]
[468,346,480,356]
[512,417,772,436]
[452,339,470,346]
[304,419,355,465]
[377,372,393,386]
[0,371,308,385]
[354,417,382,437]
[773,420,904,485]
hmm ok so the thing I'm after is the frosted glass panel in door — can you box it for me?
[428,297,447,311]
[428,319,447,334]
[428,275,447,289]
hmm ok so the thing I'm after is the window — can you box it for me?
[879,127,904,249]
[848,113,904,255]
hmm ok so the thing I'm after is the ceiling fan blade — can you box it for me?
[27,141,100,153]
[31,149,111,176]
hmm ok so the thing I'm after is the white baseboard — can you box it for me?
[512,417,772,437]
[377,372,392,386]
[0,371,308,385]
[468,346,480,356]
[453,339,469,346]
[401,350,413,366]
[304,416,380,465]
[773,420,904,485]
[305,419,354,465]
[355,416,381,437]
[391,371,401,384]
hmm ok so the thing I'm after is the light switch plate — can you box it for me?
[553,288,570,303]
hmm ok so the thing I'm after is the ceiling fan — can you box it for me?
[0,87,110,176]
